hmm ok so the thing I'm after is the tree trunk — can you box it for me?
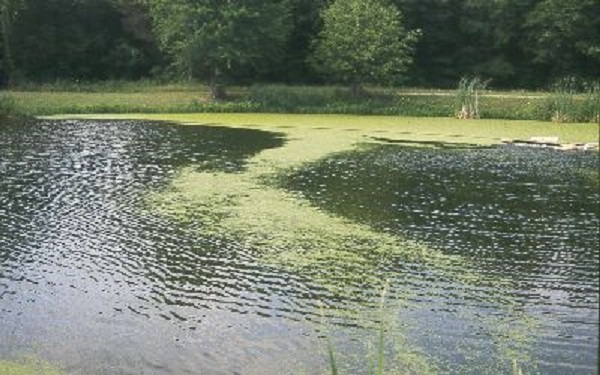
[1,1,18,86]
[350,82,363,99]
[209,67,227,101]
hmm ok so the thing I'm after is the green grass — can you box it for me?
[9,79,245,94]
[0,93,28,121]
[7,82,598,122]
[544,79,600,123]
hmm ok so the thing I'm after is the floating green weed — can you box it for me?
[0,358,62,375]
[138,115,558,373]
[55,113,599,144]
[320,283,437,375]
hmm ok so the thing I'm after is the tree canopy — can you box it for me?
[311,0,419,96]
[524,0,600,79]
[0,0,160,83]
[0,0,598,88]
[148,0,290,98]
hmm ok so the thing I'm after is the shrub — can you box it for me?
[581,81,600,123]
[544,77,600,123]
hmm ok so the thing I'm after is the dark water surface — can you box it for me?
[0,120,598,374]
[282,143,599,374]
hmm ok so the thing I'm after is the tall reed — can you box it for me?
[326,282,391,375]
[548,77,578,123]
[582,81,600,124]
[546,77,600,123]
[456,77,488,119]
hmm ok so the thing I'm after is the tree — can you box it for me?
[394,0,542,88]
[393,0,463,88]
[456,0,539,86]
[270,0,326,83]
[0,0,161,83]
[310,0,419,97]
[0,0,24,85]
[524,0,600,81]
[149,0,290,100]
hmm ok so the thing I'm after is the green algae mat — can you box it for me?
[15,114,598,373]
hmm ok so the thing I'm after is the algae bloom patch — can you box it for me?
[146,121,555,373]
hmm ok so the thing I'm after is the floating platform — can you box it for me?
[500,137,599,151]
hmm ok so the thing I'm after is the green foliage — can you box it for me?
[524,0,600,80]
[9,78,197,93]
[394,0,542,88]
[456,77,489,119]
[456,0,535,83]
[148,0,290,98]
[268,0,327,83]
[0,0,598,88]
[544,78,600,123]
[327,340,339,375]
[250,84,345,110]
[248,85,454,116]
[0,0,160,83]
[582,82,600,124]
[0,91,25,119]
[5,82,600,123]
[311,0,419,95]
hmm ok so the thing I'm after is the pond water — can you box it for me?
[0,120,598,374]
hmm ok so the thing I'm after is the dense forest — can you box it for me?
[0,0,598,89]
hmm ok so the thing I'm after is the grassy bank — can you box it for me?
[0,93,28,121]
[6,82,599,122]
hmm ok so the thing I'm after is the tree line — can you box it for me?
[0,0,598,90]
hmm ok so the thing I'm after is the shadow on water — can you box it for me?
[278,143,599,374]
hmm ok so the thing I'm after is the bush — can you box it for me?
[581,82,600,123]
[250,84,346,110]
[250,84,454,116]
[543,78,600,123]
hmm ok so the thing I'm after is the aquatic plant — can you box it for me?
[548,77,578,123]
[545,77,600,123]
[0,358,62,375]
[142,116,563,373]
[456,76,489,119]
[582,81,600,123]
[322,282,437,375]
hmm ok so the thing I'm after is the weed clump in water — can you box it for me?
[456,76,488,119]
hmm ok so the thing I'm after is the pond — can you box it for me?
[0,120,598,374]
